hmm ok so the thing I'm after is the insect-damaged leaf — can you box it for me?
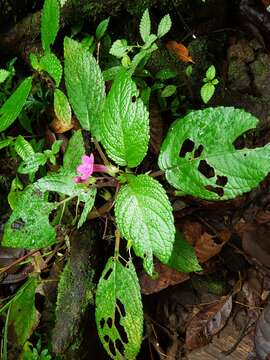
[3,186,56,249]
[159,107,270,200]
[96,257,143,360]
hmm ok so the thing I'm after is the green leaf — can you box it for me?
[40,53,62,86]
[0,77,32,132]
[140,9,151,42]
[96,257,143,360]
[64,37,105,136]
[161,84,177,97]
[101,69,149,167]
[2,186,56,249]
[157,14,172,38]
[18,153,47,174]
[206,65,216,80]
[15,135,35,161]
[41,0,60,52]
[109,39,128,58]
[115,174,175,275]
[0,69,10,84]
[167,232,202,272]
[54,89,71,124]
[63,130,85,173]
[155,69,177,80]
[9,278,39,347]
[158,106,270,200]
[96,17,110,40]
[34,169,80,197]
[200,82,215,103]
[0,138,13,150]
[59,0,67,6]
[128,44,157,76]
[77,188,97,228]
[103,66,121,81]
[29,53,40,70]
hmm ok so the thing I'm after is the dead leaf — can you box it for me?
[139,260,189,295]
[50,116,75,133]
[186,295,232,350]
[149,99,164,154]
[242,225,270,267]
[166,41,195,63]
[255,303,270,360]
[182,222,230,263]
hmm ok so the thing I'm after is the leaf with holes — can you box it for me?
[100,69,149,167]
[0,77,32,132]
[9,278,40,347]
[115,174,175,275]
[159,106,270,200]
[140,9,151,42]
[96,257,143,360]
[2,186,56,249]
[41,0,60,52]
[40,53,62,86]
[64,37,105,136]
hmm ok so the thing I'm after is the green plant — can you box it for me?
[200,64,219,104]
[1,1,270,359]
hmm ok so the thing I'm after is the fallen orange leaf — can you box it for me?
[166,40,195,64]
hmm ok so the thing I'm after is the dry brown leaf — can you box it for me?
[149,99,164,154]
[195,229,230,263]
[50,116,75,133]
[166,40,195,63]
[139,260,189,295]
[255,303,270,359]
[186,295,232,350]
[182,221,230,263]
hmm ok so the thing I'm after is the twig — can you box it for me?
[93,139,109,165]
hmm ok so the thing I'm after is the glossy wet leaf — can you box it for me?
[3,186,56,249]
[41,0,60,52]
[159,107,270,200]
[64,37,105,136]
[101,69,149,167]
[0,77,32,132]
[96,257,143,360]
[9,278,40,347]
[115,174,175,275]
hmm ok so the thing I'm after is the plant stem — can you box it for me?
[150,170,165,178]
[114,230,121,258]
[93,139,109,165]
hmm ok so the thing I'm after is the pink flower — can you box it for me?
[74,154,108,183]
